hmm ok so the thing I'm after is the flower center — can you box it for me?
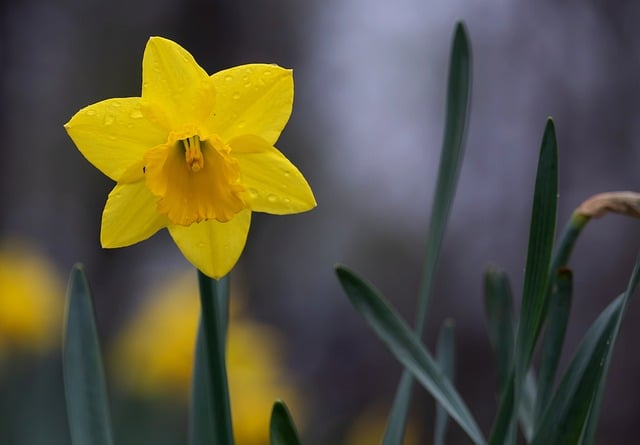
[183,136,204,172]
[143,129,245,226]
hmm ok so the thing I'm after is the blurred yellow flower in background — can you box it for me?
[0,241,64,359]
[342,404,420,445]
[65,36,316,278]
[111,270,302,445]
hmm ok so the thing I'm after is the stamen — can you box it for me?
[183,136,204,172]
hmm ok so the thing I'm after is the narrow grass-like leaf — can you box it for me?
[383,374,413,445]
[63,264,114,445]
[577,254,640,445]
[270,400,302,445]
[434,320,456,445]
[515,118,558,376]
[520,370,537,441]
[532,254,640,445]
[483,265,537,440]
[196,272,233,445]
[336,265,485,445]
[483,265,515,395]
[534,268,572,426]
[487,375,515,445]
[489,119,558,445]
[384,20,472,445]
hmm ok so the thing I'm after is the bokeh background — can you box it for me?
[2,0,640,444]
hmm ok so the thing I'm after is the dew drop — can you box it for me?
[197,242,206,248]
[267,194,278,203]
[236,120,246,129]
[283,198,291,204]
[284,170,291,178]
[86,109,96,116]
[130,109,143,119]
[232,91,241,100]
[248,188,259,198]
[104,115,115,125]
[225,75,233,82]
[263,70,272,76]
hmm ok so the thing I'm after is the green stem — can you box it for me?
[551,212,590,271]
[197,271,233,445]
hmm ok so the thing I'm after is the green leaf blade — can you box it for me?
[515,118,559,375]
[62,264,114,445]
[336,265,485,445]
[532,254,640,445]
[534,268,573,425]
[385,20,473,445]
[270,400,302,445]
[488,119,559,445]
[483,265,515,396]
[415,19,472,336]
[434,320,456,445]
[383,373,413,445]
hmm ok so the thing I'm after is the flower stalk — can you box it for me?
[197,271,234,445]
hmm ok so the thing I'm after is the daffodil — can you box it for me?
[65,37,315,278]
[0,241,64,358]
[342,405,419,445]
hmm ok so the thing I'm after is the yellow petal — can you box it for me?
[208,64,293,145]
[230,135,316,214]
[142,37,216,128]
[101,182,168,247]
[168,209,251,278]
[65,98,167,181]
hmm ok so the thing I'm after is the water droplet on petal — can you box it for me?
[224,75,233,82]
[263,70,272,77]
[284,170,291,178]
[104,115,115,125]
[267,194,278,203]
[247,188,259,199]
[86,109,96,116]
[283,198,291,204]
[232,91,241,100]
[130,109,144,119]
[197,242,206,248]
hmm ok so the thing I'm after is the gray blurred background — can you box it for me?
[2,0,640,443]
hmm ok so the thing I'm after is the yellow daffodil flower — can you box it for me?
[65,37,316,278]
[0,241,64,359]
[342,405,419,445]
[111,270,302,445]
